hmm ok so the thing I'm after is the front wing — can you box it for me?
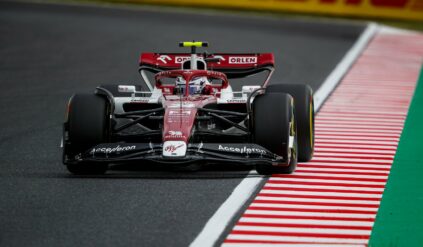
[66,143,288,166]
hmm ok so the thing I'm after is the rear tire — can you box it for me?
[253,93,297,175]
[266,84,314,162]
[65,94,110,175]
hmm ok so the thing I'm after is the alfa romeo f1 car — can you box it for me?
[62,41,314,175]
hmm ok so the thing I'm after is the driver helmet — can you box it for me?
[175,76,209,95]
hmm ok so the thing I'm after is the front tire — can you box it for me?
[266,84,314,162]
[64,93,110,175]
[253,92,298,175]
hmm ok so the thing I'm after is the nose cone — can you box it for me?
[163,107,198,142]
[162,99,198,158]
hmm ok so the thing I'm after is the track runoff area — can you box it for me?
[191,25,423,246]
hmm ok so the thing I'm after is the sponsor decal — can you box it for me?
[168,102,196,108]
[206,71,222,77]
[229,56,257,64]
[164,144,184,153]
[168,130,183,136]
[226,99,247,103]
[218,145,266,155]
[165,130,185,139]
[130,98,149,103]
[163,141,187,157]
[175,56,190,63]
[213,55,226,63]
[175,56,209,64]
[158,71,172,76]
[169,110,191,116]
[157,55,172,64]
[90,145,136,154]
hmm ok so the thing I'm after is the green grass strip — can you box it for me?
[369,66,423,246]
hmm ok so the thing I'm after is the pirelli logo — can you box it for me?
[229,56,257,64]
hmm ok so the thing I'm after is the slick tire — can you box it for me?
[253,92,298,175]
[66,93,110,175]
[266,84,314,162]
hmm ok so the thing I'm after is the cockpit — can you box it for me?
[155,70,229,97]
[175,76,210,95]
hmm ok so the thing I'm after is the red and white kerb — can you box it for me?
[223,29,423,246]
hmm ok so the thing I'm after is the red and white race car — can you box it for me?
[62,41,314,175]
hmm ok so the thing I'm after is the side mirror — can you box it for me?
[118,85,136,93]
[242,85,261,98]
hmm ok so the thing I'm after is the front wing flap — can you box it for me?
[70,143,287,166]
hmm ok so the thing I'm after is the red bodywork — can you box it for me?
[162,95,216,143]
[155,70,225,144]
[139,53,275,148]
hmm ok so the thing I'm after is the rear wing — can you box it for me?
[138,53,275,91]
[140,53,274,77]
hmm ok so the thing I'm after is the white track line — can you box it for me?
[189,170,262,246]
[189,23,378,247]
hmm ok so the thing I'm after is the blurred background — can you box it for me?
[69,0,423,29]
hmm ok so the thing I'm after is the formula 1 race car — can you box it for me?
[62,41,314,175]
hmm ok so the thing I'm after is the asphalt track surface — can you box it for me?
[0,2,365,246]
